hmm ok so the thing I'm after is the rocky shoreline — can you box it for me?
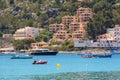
[58,48,118,55]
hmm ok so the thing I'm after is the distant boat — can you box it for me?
[0,53,16,56]
[110,48,120,54]
[30,49,58,55]
[11,54,33,59]
[97,54,111,58]
[32,60,47,64]
[0,47,16,54]
[93,52,112,58]
[82,52,94,58]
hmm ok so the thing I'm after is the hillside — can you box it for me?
[0,0,80,36]
[0,0,120,50]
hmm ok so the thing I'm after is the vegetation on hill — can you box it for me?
[86,0,120,40]
[0,0,120,50]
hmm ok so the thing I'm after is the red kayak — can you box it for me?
[32,60,47,64]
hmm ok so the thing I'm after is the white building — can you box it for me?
[0,47,15,53]
[74,40,95,47]
[74,39,119,48]
[3,34,12,39]
[97,25,120,47]
[112,25,120,42]
[74,24,120,48]
[13,27,39,40]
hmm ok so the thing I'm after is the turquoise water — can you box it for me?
[1,54,120,80]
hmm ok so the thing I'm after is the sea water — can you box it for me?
[0,53,120,80]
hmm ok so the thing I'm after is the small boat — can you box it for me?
[11,54,33,59]
[95,54,112,58]
[30,49,58,55]
[32,60,47,64]
[93,52,112,58]
[110,49,120,54]
[82,52,94,58]
[0,53,16,56]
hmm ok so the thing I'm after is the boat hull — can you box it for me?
[32,60,47,64]
[93,54,112,58]
[30,52,58,55]
[11,56,33,59]
[82,55,94,58]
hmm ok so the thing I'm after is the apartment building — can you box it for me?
[71,22,85,40]
[13,27,39,40]
[69,21,80,32]
[96,25,120,47]
[74,40,95,47]
[97,33,114,42]
[97,33,115,47]
[72,30,85,41]
[76,7,93,26]
[109,25,120,42]
[2,34,12,39]
[77,7,93,17]
[74,24,120,48]
[77,0,93,2]
[31,41,48,49]
[52,30,69,42]
[49,23,66,33]
[62,15,78,26]
[97,25,120,41]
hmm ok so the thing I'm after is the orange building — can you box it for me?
[52,30,69,42]
[69,22,80,32]
[72,21,85,40]
[76,7,93,26]
[97,33,114,42]
[77,0,93,2]
[77,7,93,17]
[49,23,66,33]
[69,16,80,32]
[62,15,78,26]
[31,41,48,49]
[3,34,12,39]
[77,0,83,1]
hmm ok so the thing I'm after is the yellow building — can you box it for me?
[31,41,48,49]
[76,7,93,26]
[72,21,85,40]
[62,15,78,26]
[49,23,66,33]
[69,18,80,32]
[52,30,69,42]
[13,27,39,40]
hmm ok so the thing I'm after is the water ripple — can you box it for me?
[1,71,119,80]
